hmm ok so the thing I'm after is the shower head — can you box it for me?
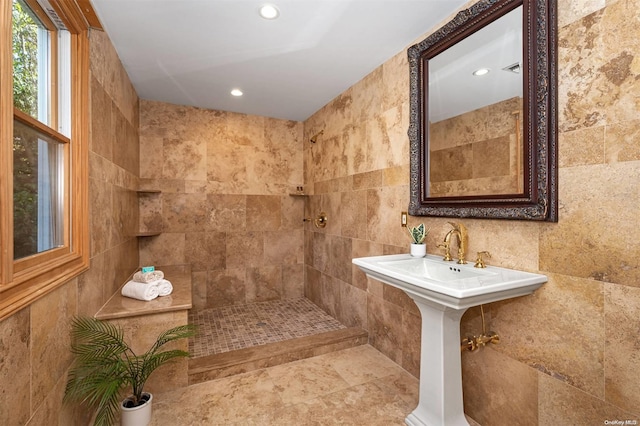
[309,130,324,144]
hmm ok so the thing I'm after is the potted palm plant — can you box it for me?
[407,223,430,257]
[64,316,196,426]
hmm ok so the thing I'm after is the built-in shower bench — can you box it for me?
[95,264,192,393]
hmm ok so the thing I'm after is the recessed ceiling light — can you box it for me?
[230,88,243,97]
[472,68,490,76]
[259,4,279,20]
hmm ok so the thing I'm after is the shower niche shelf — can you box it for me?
[135,189,162,237]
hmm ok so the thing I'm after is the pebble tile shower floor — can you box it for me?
[188,298,347,358]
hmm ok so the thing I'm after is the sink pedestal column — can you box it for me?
[405,298,469,426]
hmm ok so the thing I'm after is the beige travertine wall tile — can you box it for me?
[329,236,353,284]
[353,170,382,190]
[0,308,31,426]
[282,263,304,299]
[397,310,421,378]
[139,192,163,233]
[162,138,206,181]
[462,347,538,426]
[383,164,409,187]
[559,125,605,167]
[338,282,367,329]
[538,372,637,425]
[491,273,605,397]
[89,177,113,256]
[191,271,207,310]
[597,0,640,124]
[113,112,139,175]
[604,283,640,415]
[310,231,329,273]
[558,0,607,28]
[247,195,281,231]
[351,239,384,291]
[206,268,246,308]
[185,231,225,272]
[264,230,303,265]
[605,118,640,163]
[112,185,138,242]
[246,266,282,302]
[352,67,384,124]
[340,190,367,239]
[558,8,608,132]
[30,281,77,404]
[89,30,138,125]
[26,372,92,426]
[344,122,367,176]
[226,231,264,269]
[90,75,113,161]
[382,51,409,111]
[540,162,640,286]
[281,195,304,230]
[304,265,323,305]
[139,232,186,266]
[162,193,208,232]
[77,251,109,315]
[367,293,404,365]
[383,284,419,317]
[207,194,246,231]
[366,186,410,247]
[109,311,189,393]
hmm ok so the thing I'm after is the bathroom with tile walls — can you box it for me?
[1,0,639,425]
[137,101,305,310]
[304,0,640,424]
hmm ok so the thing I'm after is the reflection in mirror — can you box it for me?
[408,0,558,221]
[429,6,523,197]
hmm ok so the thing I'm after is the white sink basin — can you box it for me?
[352,254,547,310]
[352,253,547,426]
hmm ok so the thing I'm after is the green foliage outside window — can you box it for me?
[12,0,40,259]
[12,0,38,117]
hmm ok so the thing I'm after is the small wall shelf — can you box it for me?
[135,231,161,237]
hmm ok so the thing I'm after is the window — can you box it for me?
[1,0,91,319]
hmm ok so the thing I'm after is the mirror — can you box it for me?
[408,0,557,221]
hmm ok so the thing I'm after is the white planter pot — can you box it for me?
[121,392,153,426]
[410,243,426,257]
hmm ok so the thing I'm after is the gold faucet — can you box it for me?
[446,222,468,264]
[437,232,454,261]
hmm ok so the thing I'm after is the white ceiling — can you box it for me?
[89,0,469,121]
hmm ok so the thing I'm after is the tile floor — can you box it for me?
[151,344,420,425]
[188,298,346,358]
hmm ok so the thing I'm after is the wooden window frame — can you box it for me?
[0,0,91,320]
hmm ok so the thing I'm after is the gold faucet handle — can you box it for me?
[437,242,453,261]
[474,251,491,268]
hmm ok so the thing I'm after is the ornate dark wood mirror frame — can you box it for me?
[408,0,558,221]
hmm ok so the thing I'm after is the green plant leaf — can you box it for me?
[407,223,429,244]
[64,316,194,425]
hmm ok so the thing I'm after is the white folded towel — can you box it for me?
[156,279,173,297]
[133,270,164,283]
[121,280,159,301]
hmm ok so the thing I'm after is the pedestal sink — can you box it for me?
[352,254,547,426]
